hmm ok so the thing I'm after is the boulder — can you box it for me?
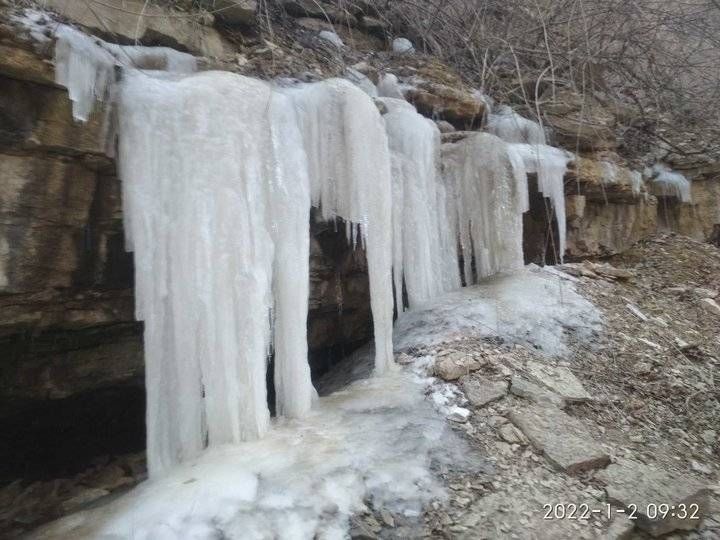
[596,459,709,537]
[211,0,257,26]
[404,81,485,129]
[522,360,592,403]
[460,376,507,407]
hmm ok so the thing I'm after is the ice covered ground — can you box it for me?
[33,266,599,540]
[33,371,479,540]
[394,266,601,358]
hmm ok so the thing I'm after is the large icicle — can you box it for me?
[267,93,315,420]
[282,79,395,374]
[379,97,460,310]
[442,133,529,284]
[118,71,285,474]
[508,143,572,262]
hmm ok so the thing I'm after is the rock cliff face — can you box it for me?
[0,4,371,413]
[0,0,718,418]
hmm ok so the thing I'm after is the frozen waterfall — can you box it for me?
[47,20,580,478]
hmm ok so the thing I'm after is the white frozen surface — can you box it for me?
[34,371,476,540]
[392,37,415,54]
[282,79,395,375]
[394,266,602,357]
[53,24,196,121]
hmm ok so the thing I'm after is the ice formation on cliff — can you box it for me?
[48,18,582,478]
[379,97,461,310]
[54,24,196,121]
[117,73,398,474]
[442,133,530,284]
[487,105,547,144]
[647,164,692,203]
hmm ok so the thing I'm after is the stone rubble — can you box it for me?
[596,459,710,537]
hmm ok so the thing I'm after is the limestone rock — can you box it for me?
[595,459,709,537]
[543,89,616,151]
[448,406,471,423]
[509,405,610,474]
[509,376,565,407]
[523,360,592,403]
[59,488,110,514]
[698,297,720,317]
[40,0,231,57]
[433,352,479,381]
[212,0,257,26]
[435,120,456,134]
[359,16,386,37]
[692,287,719,299]
[404,81,485,129]
[461,376,507,407]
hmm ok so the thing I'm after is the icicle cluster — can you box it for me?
[50,20,581,477]
[647,164,692,203]
[54,24,196,122]
[442,133,530,283]
[116,73,398,475]
[379,97,461,310]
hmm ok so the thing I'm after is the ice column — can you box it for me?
[379,97,460,310]
[282,79,395,374]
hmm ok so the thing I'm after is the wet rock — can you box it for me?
[596,459,709,537]
[523,360,592,403]
[59,488,110,514]
[509,376,565,407]
[509,405,610,474]
[460,376,507,407]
